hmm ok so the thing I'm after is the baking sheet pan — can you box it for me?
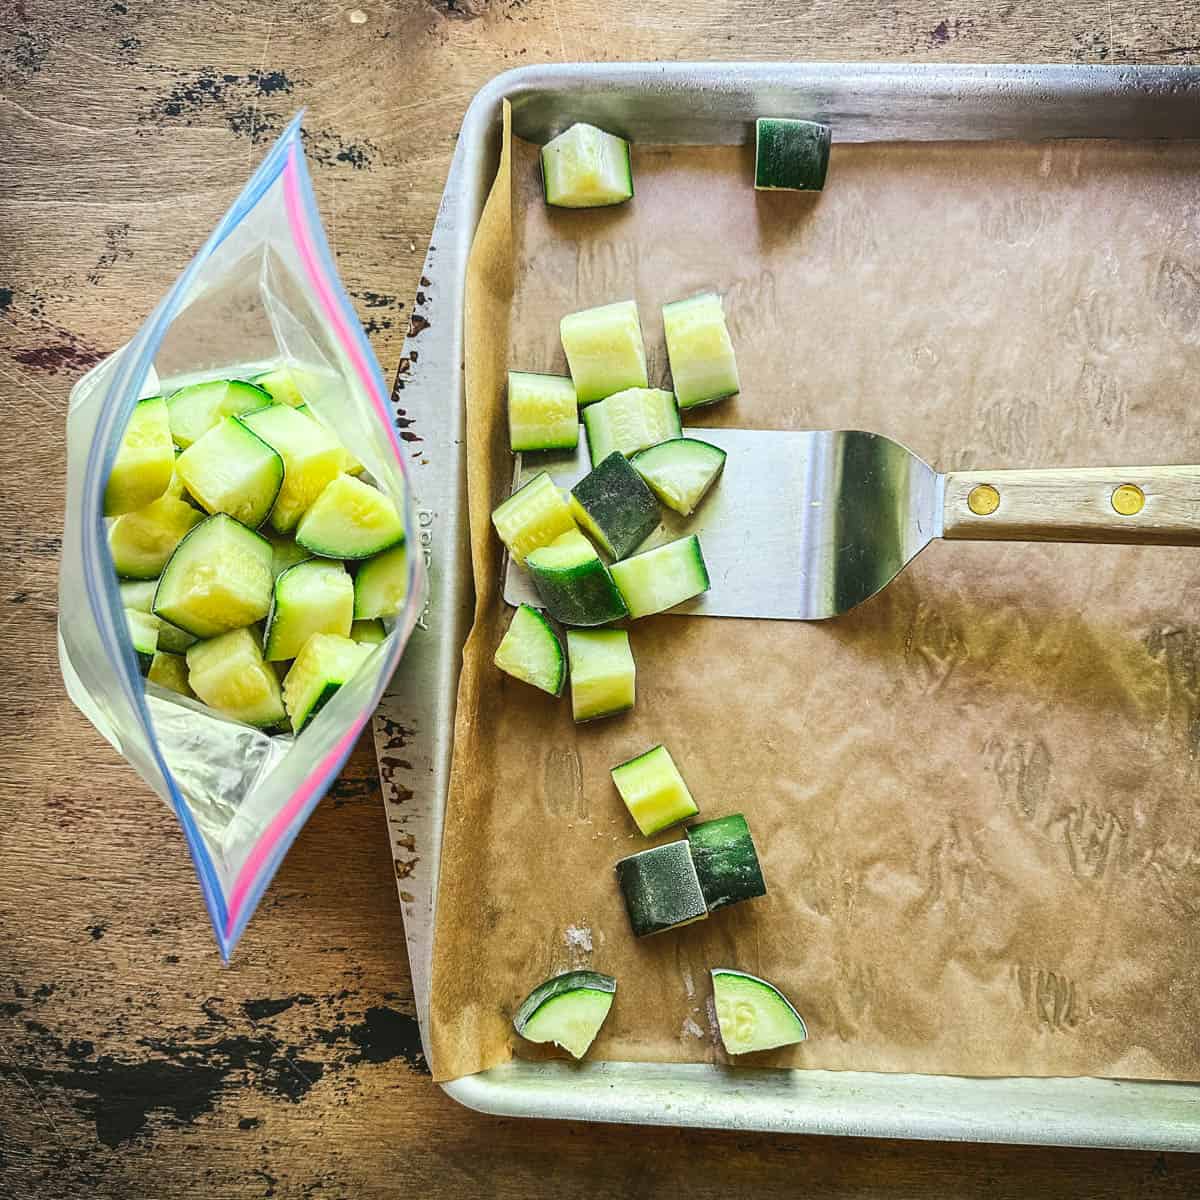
[373,63,1200,1148]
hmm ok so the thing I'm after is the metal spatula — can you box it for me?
[503,428,1200,620]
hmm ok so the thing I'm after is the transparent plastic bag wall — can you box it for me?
[58,114,425,958]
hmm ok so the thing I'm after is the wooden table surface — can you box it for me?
[3,2,1199,1195]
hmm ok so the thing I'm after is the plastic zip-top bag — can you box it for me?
[58,114,425,958]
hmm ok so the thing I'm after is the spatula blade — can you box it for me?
[503,428,943,620]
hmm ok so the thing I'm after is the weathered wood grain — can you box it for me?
[2,0,1199,1195]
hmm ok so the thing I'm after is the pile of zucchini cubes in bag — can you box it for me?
[503,118,830,1063]
[107,366,408,734]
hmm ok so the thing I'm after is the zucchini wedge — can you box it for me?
[508,371,579,453]
[186,626,286,728]
[560,300,648,406]
[492,472,577,566]
[494,603,565,696]
[526,529,627,627]
[281,632,374,733]
[353,545,408,620]
[566,628,634,722]
[568,451,660,560]
[166,379,273,449]
[124,608,159,673]
[615,840,708,937]
[711,969,808,1054]
[754,117,831,192]
[153,514,274,639]
[631,438,726,517]
[513,970,617,1059]
[109,494,204,580]
[104,396,175,516]
[146,650,194,698]
[175,416,284,528]
[661,293,739,409]
[611,744,698,836]
[295,474,405,560]
[609,534,709,619]
[263,559,354,661]
[239,403,345,533]
[686,813,766,911]
[582,387,681,466]
[541,123,633,209]
[350,618,387,645]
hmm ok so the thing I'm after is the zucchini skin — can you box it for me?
[686,813,767,910]
[570,451,660,560]
[754,118,832,191]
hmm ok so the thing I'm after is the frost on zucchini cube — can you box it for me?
[754,117,832,192]
[686,813,767,911]
[615,839,708,937]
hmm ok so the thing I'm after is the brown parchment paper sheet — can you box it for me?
[430,106,1200,1083]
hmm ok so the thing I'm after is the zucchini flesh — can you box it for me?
[508,371,579,452]
[711,969,807,1054]
[686,813,766,910]
[566,628,634,722]
[661,293,740,409]
[266,532,311,579]
[166,379,273,448]
[353,544,408,620]
[541,123,633,209]
[494,603,565,696]
[513,971,617,1059]
[252,364,324,408]
[147,650,193,697]
[118,579,158,612]
[239,404,345,533]
[109,494,204,580]
[175,416,284,528]
[295,474,405,560]
[350,618,387,645]
[560,300,648,406]
[491,472,576,565]
[281,632,373,733]
[153,514,274,638]
[263,559,354,661]
[610,744,698,836]
[156,619,198,655]
[297,402,365,476]
[582,388,681,466]
[631,438,726,516]
[525,529,627,627]
[615,839,708,937]
[568,450,660,559]
[104,396,175,516]
[125,608,159,672]
[609,534,709,619]
[754,117,831,192]
[186,626,286,728]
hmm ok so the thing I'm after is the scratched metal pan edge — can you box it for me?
[371,62,1200,1149]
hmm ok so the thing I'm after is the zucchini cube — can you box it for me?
[611,744,698,836]
[615,840,708,937]
[754,117,832,192]
[560,299,648,406]
[686,813,767,911]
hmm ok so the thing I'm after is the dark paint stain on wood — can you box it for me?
[243,995,315,1021]
[302,128,380,171]
[434,0,491,18]
[0,287,13,311]
[238,1115,261,1130]
[146,68,298,144]
[14,338,107,375]
[88,922,107,940]
[355,290,402,308]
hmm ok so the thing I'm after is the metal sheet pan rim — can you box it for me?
[377,61,1200,1148]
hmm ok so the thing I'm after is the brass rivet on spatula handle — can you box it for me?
[1112,483,1145,516]
[967,484,1000,516]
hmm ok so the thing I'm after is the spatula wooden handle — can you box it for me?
[942,466,1200,545]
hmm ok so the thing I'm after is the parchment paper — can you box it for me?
[430,104,1200,1083]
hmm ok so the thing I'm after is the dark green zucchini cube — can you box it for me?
[569,451,661,560]
[754,117,832,192]
[615,839,708,937]
[686,813,767,911]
